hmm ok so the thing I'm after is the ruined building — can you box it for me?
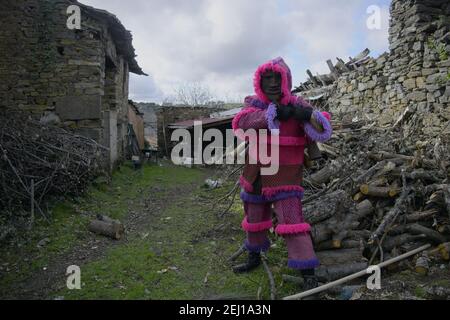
[295,0,449,140]
[0,0,147,167]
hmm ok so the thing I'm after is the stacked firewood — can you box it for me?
[300,118,450,281]
[0,108,107,226]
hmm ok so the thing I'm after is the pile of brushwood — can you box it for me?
[0,108,107,239]
[298,116,450,282]
[221,113,450,290]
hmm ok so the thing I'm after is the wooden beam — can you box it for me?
[306,69,320,86]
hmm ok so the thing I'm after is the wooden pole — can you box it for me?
[283,244,431,300]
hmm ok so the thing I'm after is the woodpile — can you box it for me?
[300,117,450,281]
[292,48,372,94]
[0,108,107,229]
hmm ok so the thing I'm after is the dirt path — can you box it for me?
[0,163,215,299]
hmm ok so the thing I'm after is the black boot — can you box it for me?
[232,252,261,273]
[300,269,320,299]
[303,275,319,291]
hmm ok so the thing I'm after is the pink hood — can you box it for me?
[253,57,293,106]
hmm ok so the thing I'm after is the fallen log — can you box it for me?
[88,216,124,240]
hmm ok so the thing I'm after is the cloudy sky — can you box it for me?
[79,0,391,103]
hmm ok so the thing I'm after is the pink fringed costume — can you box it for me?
[232,57,333,270]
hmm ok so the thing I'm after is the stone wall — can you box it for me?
[300,0,449,138]
[0,0,144,167]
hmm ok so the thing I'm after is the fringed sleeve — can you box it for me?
[303,110,333,143]
[232,103,280,135]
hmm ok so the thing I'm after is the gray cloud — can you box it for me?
[79,0,389,103]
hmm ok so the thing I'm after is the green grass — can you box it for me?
[52,177,302,300]
[0,162,203,297]
[2,162,306,300]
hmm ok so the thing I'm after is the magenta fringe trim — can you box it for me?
[261,185,305,198]
[266,103,280,135]
[275,223,311,235]
[242,217,273,232]
[239,176,254,193]
[288,258,320,270]
[240,190,304,204]
[245,239,271,253]
[253,59,292,106]
[232,107,259,131]
[303,110,333,143]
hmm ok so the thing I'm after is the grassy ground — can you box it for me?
[3,161,448,300]
[0,162,300,300]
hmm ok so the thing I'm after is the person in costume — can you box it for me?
[231,57,332,289]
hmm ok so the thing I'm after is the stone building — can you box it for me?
[296,0,449,140]
[0,0,147,167]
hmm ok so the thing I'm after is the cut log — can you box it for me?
[316,262,368,282]
[438,225,450,234]
[405,208,439,223]
[415,254,430,275]
[353,192,366,202]
[369,172,411,243]
[307,160,342,186]
[304,190,350,225]
[354,200,374,219]
[88,219,124,240]
[360,184,400,198]
[390,168,442,182]
[367,151,436,169]
[316,239,361,251]
[318,143,339,158]
[406,223,447,244]
[438,242,450,260]
[316,248,365,266]
[382,234,427,251]
[310,197,372,245]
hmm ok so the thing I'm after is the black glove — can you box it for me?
[276,104,294,121]
[291,105,313,121]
